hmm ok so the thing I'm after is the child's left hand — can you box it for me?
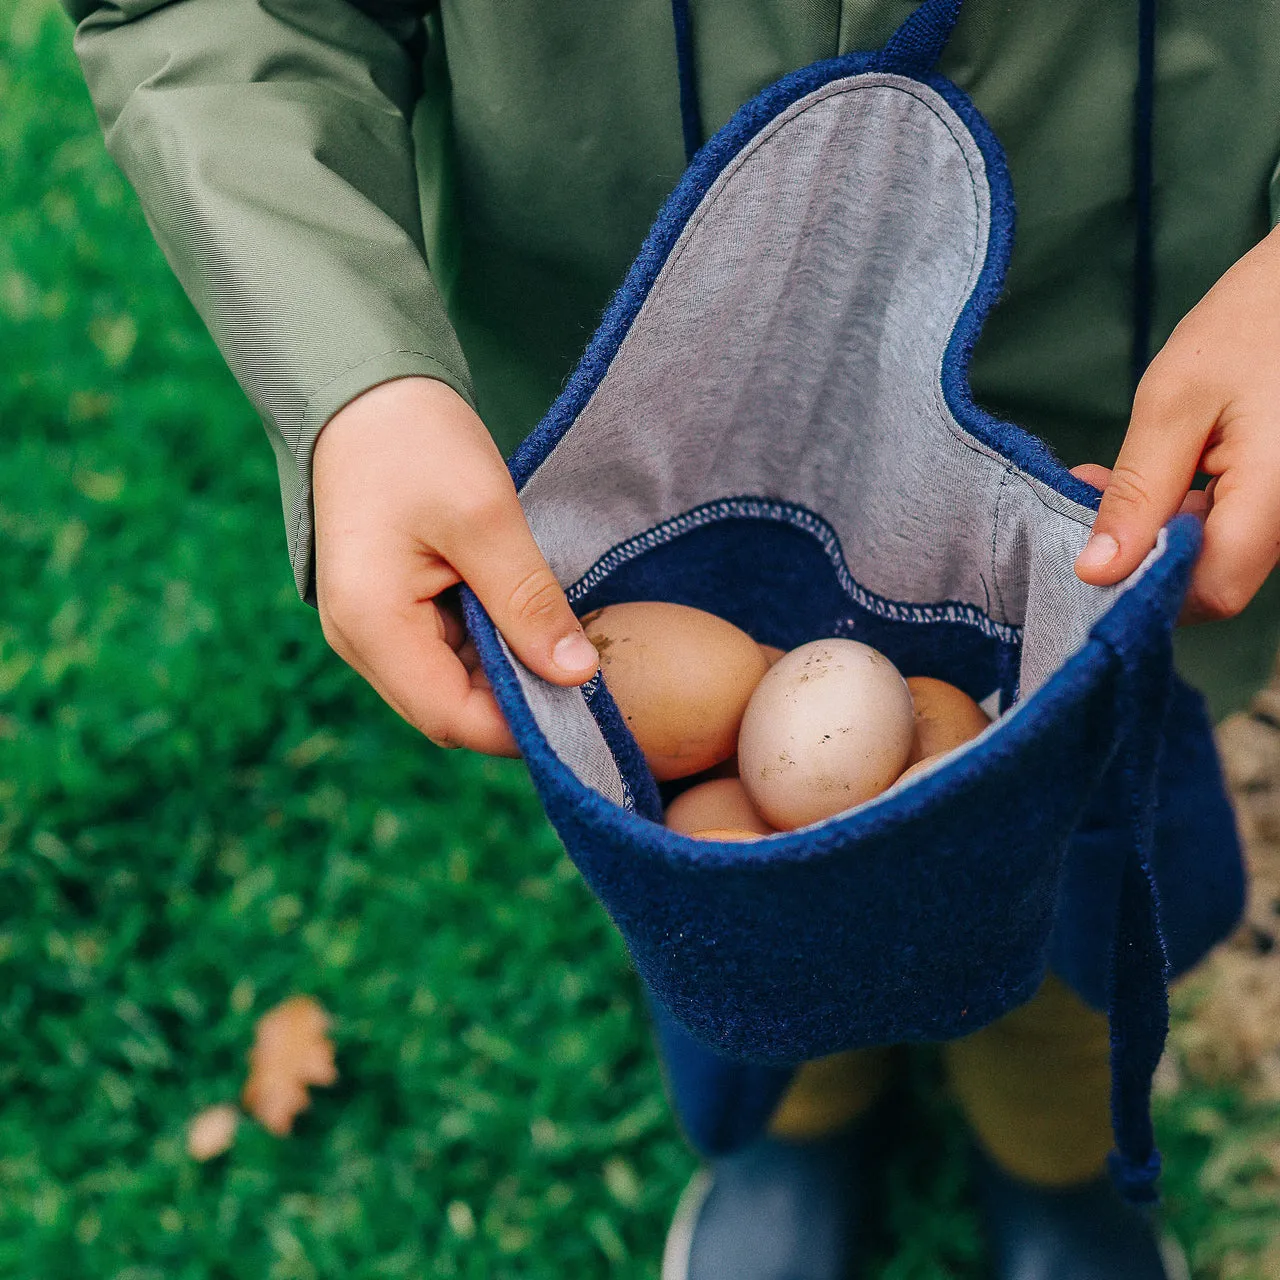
[1072,223,1280,623]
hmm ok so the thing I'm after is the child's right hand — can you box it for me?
[311,377,600,756]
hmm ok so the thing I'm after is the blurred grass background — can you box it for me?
[2,0,1279,1275]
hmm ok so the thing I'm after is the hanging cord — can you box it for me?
[670,0,704,164]
[1131,0,1157,387]
[1093,584,1180,1204]
[1105,782,1170,1204]
[670,0,965,165]
[876,0,964,78]
[1106,5,1168,1200]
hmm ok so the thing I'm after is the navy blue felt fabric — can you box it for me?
[466,515,1205,1063]
[1051,677,1245,1012]
[570,506,1021,714]
[460,21,1245,1188]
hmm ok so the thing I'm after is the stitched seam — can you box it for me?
[990,465,1013,620]
[565,497,1023,645]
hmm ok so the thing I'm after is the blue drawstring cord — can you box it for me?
[875,0,964,78]
[1107,15,1164,1199]
[671,0,704,164]
[671,0,964,163]
[1095,593,1178,1206]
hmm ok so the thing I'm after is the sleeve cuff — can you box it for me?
[279,347,476,604]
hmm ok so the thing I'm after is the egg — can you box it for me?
[665,777,775,836]
[759,643,786,667]
[738,638,914,829]
[580,601,769,781]
[904,677,992,766]
[893,751,949,787]
[689,828,765,842]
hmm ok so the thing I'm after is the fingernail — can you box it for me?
[1076,532,1120,573]
[553,630,598,674]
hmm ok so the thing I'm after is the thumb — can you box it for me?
[1074,367,1215,587]
[446,496,599,687]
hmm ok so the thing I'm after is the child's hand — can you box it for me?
[311,377,599,755]
[1073,224,1280,622]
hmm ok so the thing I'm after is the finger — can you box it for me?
[368,618,520,755]
[439,591,503,700]
[327,586,520,756]
[435,587,467,651]
[377,669,516,756]
[1069,463,1112,492]
[1178,488,1212,522]
[457,636,481,672]
[437,495,599,687]
[1179,458,1280,624]
[1073,463,1213,521]
[455,636,494,693]
[1074,363,1221,587]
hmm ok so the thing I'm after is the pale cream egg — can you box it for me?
[738,638,914,829]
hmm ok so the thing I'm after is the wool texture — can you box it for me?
[462,0,1244,1194]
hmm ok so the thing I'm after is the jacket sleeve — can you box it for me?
[62,0,475,601]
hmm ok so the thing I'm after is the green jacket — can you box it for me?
[62,0,1280,600]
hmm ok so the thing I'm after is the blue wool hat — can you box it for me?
[462,0,1243,1203]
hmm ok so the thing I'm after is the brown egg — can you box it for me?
[738,639,915,830]
[904,677,992,766]
[580,602,770,781]
[689,828,766,842]
[894,752,949,787]
[665,777,775,836]
[759,644,786,667]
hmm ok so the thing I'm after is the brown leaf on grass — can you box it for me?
[241,995,338,1135]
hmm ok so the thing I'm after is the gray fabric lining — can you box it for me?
[498,632,630,808]
[514,75,1141,798]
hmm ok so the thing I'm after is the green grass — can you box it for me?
[2,2,1279,1275]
